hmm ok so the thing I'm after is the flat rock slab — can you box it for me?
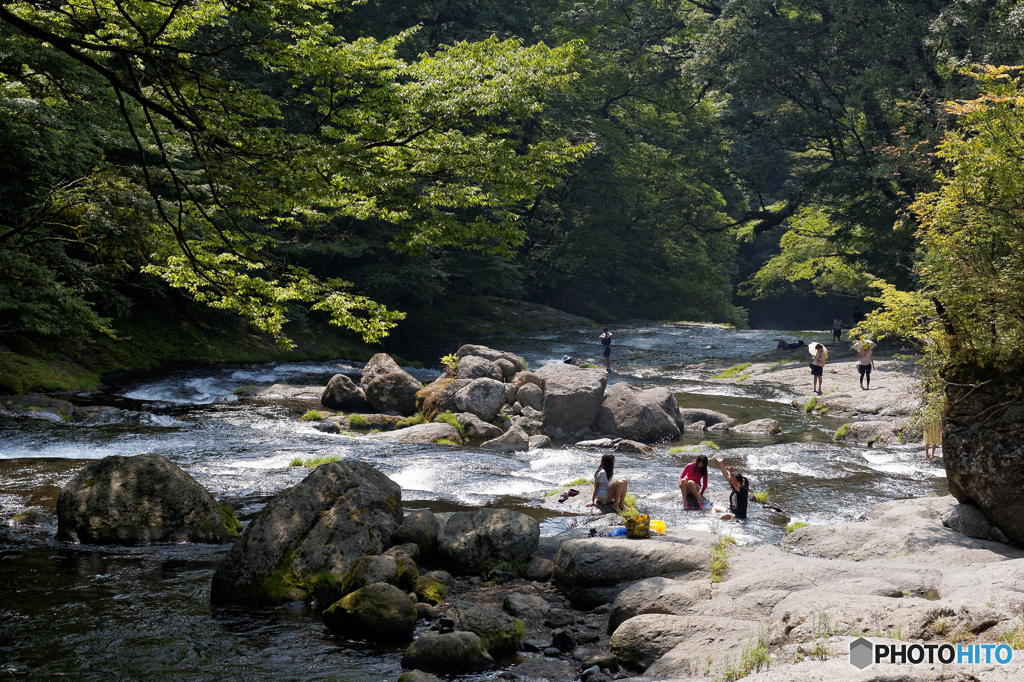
[363,422,462,444]
[610,613,758,673]
[259,384,323,400]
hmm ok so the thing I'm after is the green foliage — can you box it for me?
[700,440,721,451]
[486,559,527,576]
[420,581,447,605]
[785,521,809,534]
[300,410,325,422]
[348,414,370,429]
[433,411,465,438]
[440,353,460,375]
[396,412,424,428]
[566,477,592,486]
[710,535,734,583]
[834,424,850,441]
[752,491,769,504]
[804,397,819,414]
[713,363,752,380]
[435,438,459,445]
[290,455,342,468]
[0,373,25,395]
[718,626,772,680]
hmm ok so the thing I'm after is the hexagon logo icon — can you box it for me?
[849,637,874,670]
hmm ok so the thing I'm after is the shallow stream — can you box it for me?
[0,323,947,680]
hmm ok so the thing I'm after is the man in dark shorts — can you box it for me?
[832,315,843,342]
[855,340,874,390]
[599,327,612,370]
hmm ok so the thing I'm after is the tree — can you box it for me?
[0,0,586,347]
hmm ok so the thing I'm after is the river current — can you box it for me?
[0,323,947,680]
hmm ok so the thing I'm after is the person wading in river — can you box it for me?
[586,453,628,512]
[599,327,612,371]
[711,455,749,520]
[678,454,708,510]
[809,342,827,394]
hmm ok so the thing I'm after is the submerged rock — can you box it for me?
[323,582,416,641]
[209,460,402,605]
[594,383,684,443]
[534,363,608,432]
[438,508,540,575]
[56,453,240,545]
[363,422,461,444]
[677,408,734,428]
[361,354,422,416]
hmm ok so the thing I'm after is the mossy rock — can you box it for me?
[447,600,523,656]
[0,373,25,395]
[401,631,493,673]
[323,582,416,642]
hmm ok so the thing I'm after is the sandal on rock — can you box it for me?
[558,493,570,503]
[567,489,580,497]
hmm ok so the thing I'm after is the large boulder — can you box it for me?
[944,363,1024,544]
[607,577,712,633]
[361,354,422,416]
[457,355,503,382]
[415,378,470,421]
[210,460,402,605]
[513,371,546,390]
[438,508,540,575]
[503,593,552,620]
[56,453,240,545]
[516,382,544,411]
[455,378,505,422]
[534,363,608,432]
[339,554,417,595]
[677,408,734,428]
[611,614,758,673]
[479,425,530,453]
[455,412,504,444]
[320,374,372,412]
[401,632,493,673]
[553,538,711,609]
[940,503,993,540]
[456,345,525,375]
[448,600,523,656]
[395,510,441,562]
[322,582,416,641]
[594,383,684,443]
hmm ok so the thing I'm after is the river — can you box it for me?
[0,323,947,680]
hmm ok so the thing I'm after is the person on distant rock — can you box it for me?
[678,454,708,510]
[832,315,844,342]
[711,455,749,520]
[599,327,612,370]
[809,342,827,394]
[562,354,579,366]
[586,453,628,512]
[853,339,874,390]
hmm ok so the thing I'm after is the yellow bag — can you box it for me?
[650,519,666,535]
[625,514,651,539]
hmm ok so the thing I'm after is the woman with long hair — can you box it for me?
[586,453,628,512]
[678,454,709,510]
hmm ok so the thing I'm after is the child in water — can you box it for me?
[711,455,749,520]
[678,454,708,509]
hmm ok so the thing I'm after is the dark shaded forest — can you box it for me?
[4,1,1024,376]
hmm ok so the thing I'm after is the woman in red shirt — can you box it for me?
[678,454,708,509]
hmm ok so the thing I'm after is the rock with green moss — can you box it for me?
[323,582,416,641]
[0,373,26,395]
[210,460,403,606]
[415,378,470,422]
[401,632,494,674]
[395,510,440,562]
[4,394,75,421]
[56,453,240,545]
[364,422,462,445]
[339,554,418,595]
[438,508,539,575]
[415,571,453,605]
[448,600,523,656]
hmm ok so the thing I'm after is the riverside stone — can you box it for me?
[503,593,552,619]
[438,508,540,575]
[529,435,553,450]
[401,632,494,673]
[480,424,529,453]
[457,355,503,382]
[210,460,402,605]
[448,600,522,656]
[731,418,782,435]
[320,374,371,412]
[456,345,525,373]
[363,422,461,444]
[677,408,734,427]
[415,378,470,421]
[322,582,416,641]
[517,382,544,411]
[594,383,684,443]
[339,554,417,595]
[941,503,993,539]
[535,363,608,432]
[395,510,440,563]
[361,354,422,415]
[630,616,760,677]
[607,577,713,633]
[56,453,240,545]
[455,378,506,422]
[454,412,503,444]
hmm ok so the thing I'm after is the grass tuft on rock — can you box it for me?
[396,411,424,428]
[289,455,342,468]
[300,410,325,421]
[710,535,735,583]
[348,414,370,429]
[435,438,459,445]
[433,410,465,437]
[834,423,850,440]
[804,396,819,414]
[719,627,773,680]
[752,490,769,504]
[712,363,753,380]
[785,521,809,534]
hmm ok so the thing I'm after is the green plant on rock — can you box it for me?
[396,412,424,428]
[834,424,850,440]
[752,490,769,504]
[433,411,465,438]
[441,353,460,375]
[290,455,342,468]
[487,559,527,576]
[700,440,722,451]
[420,581,447,605]
[718,626,772,680]
[804,396,819,414]
[348,414,370,429]
[435,438,459,445]
[0,373,26,395]
[713,363,753,380]
[300,410,325,422]
[785,521,809,534]
[710,535,735,583]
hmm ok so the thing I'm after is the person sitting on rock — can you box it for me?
[562,354,579,366]
[678,454,708,510]
[711,455,749,520]
[586,453,628,512]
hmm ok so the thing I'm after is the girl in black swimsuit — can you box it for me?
[712,455,749,520]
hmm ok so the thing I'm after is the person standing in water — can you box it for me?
[599,327,612,371]
[854,339,874,390]
[809,342,827,394]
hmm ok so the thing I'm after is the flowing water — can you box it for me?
[0,323,948,680]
